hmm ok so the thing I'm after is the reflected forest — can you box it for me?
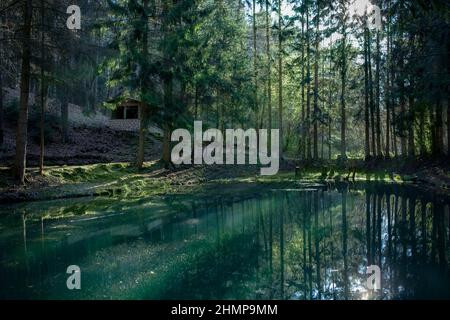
[0,184,449,300]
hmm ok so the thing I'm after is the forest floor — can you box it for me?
[1,120,450,204]
[0,122,161,166]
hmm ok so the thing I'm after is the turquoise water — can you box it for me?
[0,182,449,300]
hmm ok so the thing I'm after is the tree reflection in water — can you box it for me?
[252,183,450,300]
[0,183,448,300]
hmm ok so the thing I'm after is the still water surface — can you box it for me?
[0,182,449,299]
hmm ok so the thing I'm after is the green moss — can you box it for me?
[282,167,407,184]
[1,161,415,206]
[44,162,134,184]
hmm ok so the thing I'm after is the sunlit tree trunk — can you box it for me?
[368,30,376,157]
[392,101,398,157]
[399,62,407,157]
[375,31,382,158]
[408,94,416,157]
[313,1,320,160]
[407,32,415,158]
[278,0,283,158]
[339,27,347,160]
[15,0,33,184]
[137,0,150,170]
[328,45,333,161]
[252,0,258,130]
[39,0,48,175]
[137,104,147,170]
[419,109,426,156]
[385,0,392,158]
[306,0,312,160]
[264,1,272,132]
[399,103,407,158]
[300,10,305,159]
[364,27,371,161]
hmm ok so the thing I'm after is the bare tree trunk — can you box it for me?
[39,0,47,175]
[313,1,320,160]
[392,98,398,157]
[39,86,47,175]
[328,117,331,160]
[266,0,272,133]
[15,0,33,184]
[278,0,283,158]
[385,91,391,159]
[407,33,415,158]
[418,109,426,156]
[408,94,415,157]
[399,63,407,156]
[375,31,382,158]
[321,125,324,160]
[340,26,347,160]
[0,73,4,147]
[137,104,147,169]
[385,0,392,158]
[300,11,305,159]
[306,1,312,160]
[368,30,376,157]
[328,44,333,161]
[137,0,150,170]
[252,0,258,130]
[364,27,370,161]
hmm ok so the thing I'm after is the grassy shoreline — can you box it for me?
[1,160,449,204]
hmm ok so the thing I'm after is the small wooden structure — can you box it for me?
[111,99,142,120]
[108,99,143,132]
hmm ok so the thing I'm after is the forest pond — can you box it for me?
[0,182,449,300]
